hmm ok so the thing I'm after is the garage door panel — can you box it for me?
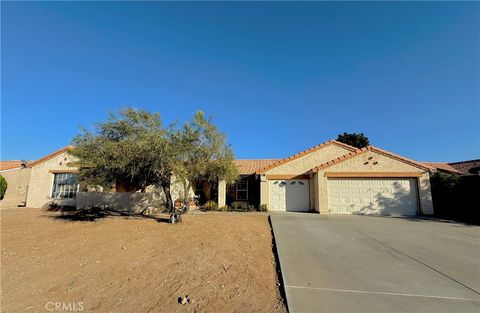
[328,178,418,216]
[269,179,309,212]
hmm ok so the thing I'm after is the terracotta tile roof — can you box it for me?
[255,140,357,174]
[235,159,279,175]
[0,160,25,171]
[421,162,463,174]
[448,159,480,175]
[28,146,74,168]
[310,146,433,173]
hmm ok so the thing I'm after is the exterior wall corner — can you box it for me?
[418,172,434,215]
[218,180,226,207]
[260,177,269,210]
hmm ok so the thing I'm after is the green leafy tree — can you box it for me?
[336,132,370,149]
[0,175,7,200]
[70,108,238,209]
[70,108,178,209]
[174,111,238,202]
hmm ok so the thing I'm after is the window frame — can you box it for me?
[51,173,79,199]
[235,177,249,201]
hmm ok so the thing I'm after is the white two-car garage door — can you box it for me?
[269,179,310,212]
[327,178,419,215]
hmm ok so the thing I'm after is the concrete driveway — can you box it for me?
[270,213,480,313]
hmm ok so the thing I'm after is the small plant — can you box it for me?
[230,201,249,212]
[203,200,218,211]
[259,204,267,212]
[219,205,228,211]
[0,175,7,200]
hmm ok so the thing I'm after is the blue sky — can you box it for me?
[1,2,479,162]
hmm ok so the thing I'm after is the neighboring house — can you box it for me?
[448,159,480,176]
[421,162,463,175]
[2,140,437,216]
[219,140,434,216]
[421,159,480,176]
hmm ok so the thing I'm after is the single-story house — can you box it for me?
[1,140,438,216]
[218,140,434,215]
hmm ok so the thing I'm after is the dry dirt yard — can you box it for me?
[0,208,286,313]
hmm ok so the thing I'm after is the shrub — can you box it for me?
[431,172,480,224]
[230,201,248,211]
[203,200,218,211]
[259,204,267,212]
[0,175,7,200]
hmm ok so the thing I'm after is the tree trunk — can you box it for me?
[162,182,173,210]
[183,179,191,204]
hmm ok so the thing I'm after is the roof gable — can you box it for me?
[310,146,432,173]
[28,146,74,168]
[256,140,356,174]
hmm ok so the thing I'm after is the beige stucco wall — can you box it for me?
[260,176,269,207]
[26,152,79,208]
[309,176,316,211]
[0,167,31,207]
[265,144,351,175]
[76,192,150,213]
[322,151,425,173]
[418,172,434,214]
[315,150,433,215]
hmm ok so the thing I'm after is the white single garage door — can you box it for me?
[327,178,419,215]
[269,179,310,212]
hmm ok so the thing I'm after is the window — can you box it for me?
[236,177,248,201]
[51,173,79,199]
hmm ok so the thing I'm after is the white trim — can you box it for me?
[49,172,55,198]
